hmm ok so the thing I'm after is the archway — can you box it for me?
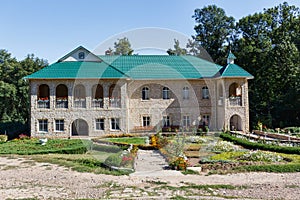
[72,119,89,136]
[230,115,242,131]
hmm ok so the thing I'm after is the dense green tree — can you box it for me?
[113,37,134,55]
[167,39,187,55]
[192,5,235,65]
[233,2,300,128]
[0,50,47,127]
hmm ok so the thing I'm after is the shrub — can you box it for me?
[104,152,122,167]
[220,133,300,154]
[0,135,8,143]
[185,136,207,144]
[91,144,121,153]
[212,141,239,152]
[239,150,283,162]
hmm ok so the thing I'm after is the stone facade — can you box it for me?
[29,77,250,137]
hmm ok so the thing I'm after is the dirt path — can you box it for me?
[0,156,300,199]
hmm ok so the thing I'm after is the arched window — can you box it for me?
[218,84,223,106]
[162,87,170,100]
[78,52,85,59]
[109,84,121,107]
[202,86,209,99]
[56,84,68,108]
[37,84,50,108]
[74,84,86,108]
[183,87,189,100]
[92,84,103,108]
[229,83,242,106]
[142,87,149,100]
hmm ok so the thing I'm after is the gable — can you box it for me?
[58,46,102,62]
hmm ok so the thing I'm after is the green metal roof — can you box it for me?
[227,51,237,59]
[24,55,253,80]
[24,61,126,79]
[220,64,253,78]
[99,55,222,79]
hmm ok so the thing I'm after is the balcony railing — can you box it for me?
[56,98,68,108]
[74,98,86,108]
[109,97,121,108]
[91,98,103,108]
[229,96,242,106]
[37,99,50,109]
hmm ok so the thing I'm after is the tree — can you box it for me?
[113,37,134,55]
[167,39,187,55]
[0,50,47,127]
[192,5,235,65]
[233,2,300,128]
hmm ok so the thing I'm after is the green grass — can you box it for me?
[0,139,89,155]
[27,153,131,175]
[103,137,147,145]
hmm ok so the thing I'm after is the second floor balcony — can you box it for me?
[109,97,121,108]
[229,96,242,106]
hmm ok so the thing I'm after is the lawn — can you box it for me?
[102,137,147,145]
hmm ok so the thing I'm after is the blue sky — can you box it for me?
[1,0,299,63]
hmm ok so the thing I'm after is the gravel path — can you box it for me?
[0,155,299,199]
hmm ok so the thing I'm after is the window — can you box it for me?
[55,119,64,132]
[202,86,209,99]
[142,87,149,100]
[202,115,210,126]
[78,52,85,59]
[95,118,104,130]
[74,84,86,108]
[183,87,189,100]
[182,116,190,127]
[162,116,171,127]
[111,118,120,130]
[56,84,68,108]
[143,116,151,127]
[37,84,50,109]
[162,87,170,99]
[38,119,48,132]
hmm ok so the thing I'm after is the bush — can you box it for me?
[104,152,122,167]
[239,150,283,162]
[185,136,207,144]
[220,133,300,154]
[212,141,239,152]
[235,164,300,173]
[0,135,8,143]
[91,144,121,153]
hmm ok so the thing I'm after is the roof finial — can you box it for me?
[227,50,236,64]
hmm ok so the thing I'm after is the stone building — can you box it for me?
[24,46,253,137]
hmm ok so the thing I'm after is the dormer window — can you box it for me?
[78,52,85,59]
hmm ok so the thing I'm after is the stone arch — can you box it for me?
[56,84,68,108]
[229,82,241,97]
[230,114,242,131]
[109,84,121,107]
[37,84,50,108]
[71,119,89,136]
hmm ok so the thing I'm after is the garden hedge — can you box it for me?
[220,133,300,154]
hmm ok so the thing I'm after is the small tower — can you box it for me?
[227,50,236,64]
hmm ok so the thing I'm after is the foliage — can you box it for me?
[169,156,188,171]
[167,39,187,55]
[212,141,239,152]
[220,132,300,154]
[106,37,133,55]
[235,164,300,173]
[0,50,47,136]
[104,152,123,167]
[185,136,207,144]
[150,133,168,149]
[0,138,87,155]
[239,150,283,162]
[192,5,235,64]
[90,144,122,153]
[0,135,8,143]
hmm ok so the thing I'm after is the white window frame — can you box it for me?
[183,87,189,100]
[38,119,48,132]
[142,87,149,100]
[162,87,170,100]
[162,116,171,127]
[142,116,151,127]
[110,118,120,130]
[182,116,190,127]
[95,118,105,130]
[78,52,85,59]
[55,119,64,132]
[202,86,209,99]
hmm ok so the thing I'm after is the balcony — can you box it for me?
[56,98,68,108]
[91,98,103,108]
[229,96,242,106]
[74,98,86,108]
[109,97,121,108]
[37,99,50,109]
